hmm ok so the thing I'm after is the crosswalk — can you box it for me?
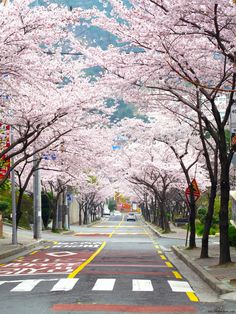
[0,277,194,294]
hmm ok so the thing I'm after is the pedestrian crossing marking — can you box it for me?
[51,278,79,292]
[168,280,193,292]
[11,279,43,292]
[186,291,199,302]
[92,278,116,291]
[0,277,199,300]
[132,279,153,291]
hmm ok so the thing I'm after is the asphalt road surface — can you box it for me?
[0,215,235,314]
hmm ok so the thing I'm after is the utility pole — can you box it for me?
[33,156,42,239]
[11,128,17,245]
[64,189,69,230]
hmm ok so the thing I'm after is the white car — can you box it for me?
[113,210,122,216]
[126,212,136,221]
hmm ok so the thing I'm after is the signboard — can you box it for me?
[0,124,10,180]
[185,178,200,203]
[112,145,121,151]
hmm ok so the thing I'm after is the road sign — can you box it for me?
[185,179,200,203]
[112,145,121,150]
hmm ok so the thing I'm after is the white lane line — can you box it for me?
[92,278,116,291]
[0,281,6,286]
[168,280,193,292]
[132,279,154,291]
[51,278,79,291]
[11,279,43,292]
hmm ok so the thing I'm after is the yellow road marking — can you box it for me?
[109,215,124,238]
[44,246,51,249]
[155,245,160,249]
[0,264,5,266]
[172,271,182,279]
[160,255,167,260]
[68,242,106,278]
[53,241,58,245]
[166,262,174,268]
[30,251,38,255]
[157,250,162,254]
[186,292,199,302]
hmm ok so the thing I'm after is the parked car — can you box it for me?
[126,212,136,221]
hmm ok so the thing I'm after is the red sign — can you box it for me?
[185,178,200,203]
[0,124,10,180]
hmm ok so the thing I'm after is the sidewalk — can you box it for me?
[0,225,44,260]
[145,221,236,301]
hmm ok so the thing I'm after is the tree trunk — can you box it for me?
[200,184,217,258]
[16,189,24,227]
[188,196,196,249]
[219,174,231,264]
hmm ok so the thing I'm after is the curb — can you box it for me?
[172,245,236,295]
[0,241,44,260]
[143,219,235,295]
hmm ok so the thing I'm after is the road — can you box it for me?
[0,215,234,314]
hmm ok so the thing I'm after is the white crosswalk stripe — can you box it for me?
[132,279,153,291]
[0,277,195,294]
[92,278,116,291]
[51,278,79,291]
[11,279,43,292]
[168,280,193,292]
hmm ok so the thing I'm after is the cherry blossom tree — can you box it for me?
[80,0,235,264]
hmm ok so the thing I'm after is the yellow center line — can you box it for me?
[157,250,163,254]
[186,292,199,302]
[109,215,124,238]
[68,242,106,278]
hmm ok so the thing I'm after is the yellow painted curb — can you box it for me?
[165,261,174,268]
[172,271,182,279]
[186,291,199,302]
[30,251,38,255]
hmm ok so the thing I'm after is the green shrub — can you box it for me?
[0,201,9,213]
[228,225,236,247]
[196,223,204,236]
[197,207,207,224]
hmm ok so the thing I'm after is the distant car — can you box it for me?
[126,212,136,221]
[113,210,122,216]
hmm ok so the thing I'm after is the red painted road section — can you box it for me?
[82,270,174,276]
[52,303,197,313]
[0,250,94,276]
[74,233,110,237]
